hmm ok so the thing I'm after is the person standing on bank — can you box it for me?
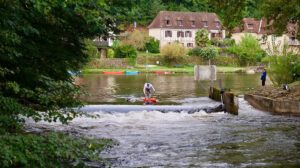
[261,68,267,87]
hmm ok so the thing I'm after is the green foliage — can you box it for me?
[114,44,137,59]
[211,38,235,47]
[84,39,99,60]
[212,56,240,66]
[195,29,210,47]
[0,132,116,168]
[160,43,187,65]
[227,34,265,66]
[264,54,300,85]
[188,46,219,60]
[262,0,300,39]
[210,0,248,36]
[0,0,117,132]
[145,37,160,53]
[122,30,150,51]
[107,49,115,58]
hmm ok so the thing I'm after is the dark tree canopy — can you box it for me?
[262,0,300,39]
[0,0,115,132]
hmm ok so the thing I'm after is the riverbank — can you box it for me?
[245,81,300,114]
[82,66,246,74]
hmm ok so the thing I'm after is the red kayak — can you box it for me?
[103,71,124,75]
[143,98,157,104]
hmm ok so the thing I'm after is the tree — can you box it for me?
[122,29,150,51]
[195,29,210,47]
[227,34,265,66]
[145,37,160,53]
[210,0,248,37]
[262,0,300,39]
[0,0,115,132]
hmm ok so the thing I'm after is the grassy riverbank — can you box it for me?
[82,66,246,74]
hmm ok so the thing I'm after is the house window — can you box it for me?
[191,20,195,27]
[185,31,192,37]
[177,31,184,37]
[165,30,172,37]
[187,43,193,47]
[247,23,254,29]
[166,19,171,26]
[202,21,208,27]
[177,20,183,26]
[215,21,220,28]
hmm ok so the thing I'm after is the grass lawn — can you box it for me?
[82,66,246,74]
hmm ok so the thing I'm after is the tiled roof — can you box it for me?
[148,11,222,30]
[233,18,298,37]
[233,18,270,34]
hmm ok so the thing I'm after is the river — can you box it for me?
[25,73,300,167]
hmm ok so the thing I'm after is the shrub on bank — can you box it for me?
[145,37,160,53]
[211,38,235,47]
[227,34,265,66]
[212,56,240,66]
[0,132,116,168]
[122,29,149,51]
[188,46,218,60]
[160,43,187,65]
[114,44,137,59]
[263,54,300,85]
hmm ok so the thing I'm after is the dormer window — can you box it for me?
[202,21,208,27]
[166,19,171,26]
[247,23,254,29]
[177,20,183,26]
[215,21,220,28]
[191,20,195,27]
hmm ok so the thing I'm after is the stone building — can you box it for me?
[148,11,225,48]
[232,18,299,54]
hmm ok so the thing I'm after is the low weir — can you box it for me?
[79,104,223,113]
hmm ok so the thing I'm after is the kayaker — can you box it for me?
[143,83,155,98]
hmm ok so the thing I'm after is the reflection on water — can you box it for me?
[78,73,261,103]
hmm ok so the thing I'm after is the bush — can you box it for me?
[263,54,300,85]
[212,56,240,66]
[145,37,160,53]
[114,44,137,59]
[84,39,99,60]
[188,46,218,60]
[211,38,235,47]
[107,48,114,58]
[122,29,149,51]
[160,43,187,65]
[0,132,116,168]
[227,34,265,66]
[195,29,210,47]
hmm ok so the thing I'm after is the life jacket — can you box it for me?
[145,84,151,92]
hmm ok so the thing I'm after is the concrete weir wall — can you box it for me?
[209,87,239,115]
[244,94,300,114]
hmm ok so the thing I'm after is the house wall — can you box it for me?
[149,28,224,48]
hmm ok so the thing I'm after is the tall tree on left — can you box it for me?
[0,0,115,133]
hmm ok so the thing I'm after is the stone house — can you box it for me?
[148,11,225,48]
[232,18,300,54]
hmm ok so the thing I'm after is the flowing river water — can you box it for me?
[25,73,300,167]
